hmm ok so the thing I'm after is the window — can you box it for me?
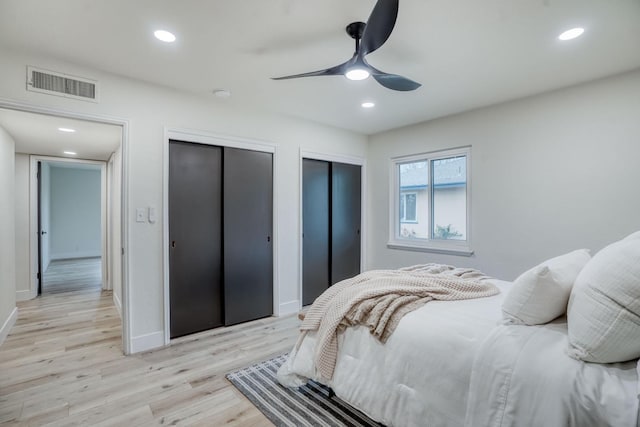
[400,192,417,222]
[389,147,472,255]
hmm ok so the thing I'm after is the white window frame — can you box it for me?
[388,146,473,256]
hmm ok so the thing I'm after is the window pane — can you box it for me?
[405,193,416,221]
[432,156,466,240]
[399,161,428,239]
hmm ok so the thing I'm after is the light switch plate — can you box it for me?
[148,207,157,224]
[136,208,146,223]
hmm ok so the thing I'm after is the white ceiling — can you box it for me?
[0,109,121,161]
[1,0,639,135]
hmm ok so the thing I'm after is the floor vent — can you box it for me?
[26,66,99,102]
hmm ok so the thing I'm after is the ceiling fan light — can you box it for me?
[345,68,370,81]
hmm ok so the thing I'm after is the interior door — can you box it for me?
[169,140,223,338]
[37,161,43,295]
[331,162,362,284]
[223,147,273,325]
[302,159,331,306]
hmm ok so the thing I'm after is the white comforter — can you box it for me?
[279,278,640,427]
[279,280,512,426]
[465,319,639,427]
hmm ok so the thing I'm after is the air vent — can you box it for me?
[26,66,99,102]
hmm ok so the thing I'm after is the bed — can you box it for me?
[466,318,639,427]
[278,254,640,426]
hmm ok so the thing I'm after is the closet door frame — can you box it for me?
[298,150,366,310]
[163,128,278,345]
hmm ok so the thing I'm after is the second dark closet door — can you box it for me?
[302,159,330,306]
[223,147,274,325]
[331,162,361,284]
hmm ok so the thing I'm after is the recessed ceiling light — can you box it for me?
[345,68,371,81]
[63,151,77,155]
[558,27,584,41]
[154,30,176,43]
[361,102,375,108]
[58,127,76,133]
[212,89,231,98]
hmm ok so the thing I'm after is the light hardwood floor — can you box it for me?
[1,260,300,426]
[43,258,102,294]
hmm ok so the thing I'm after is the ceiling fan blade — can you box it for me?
[272,61,349,80]
[367,62,421,91]
[360,0,399,56]
[372,72,421,91]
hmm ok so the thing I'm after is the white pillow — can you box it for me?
[567,237,640,363]
[502,249,591,325]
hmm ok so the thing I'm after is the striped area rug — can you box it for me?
[226,353,384,427]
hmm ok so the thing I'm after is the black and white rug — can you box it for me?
[226,353,383,427]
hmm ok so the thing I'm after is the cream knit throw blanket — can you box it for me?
[297,264,499,382]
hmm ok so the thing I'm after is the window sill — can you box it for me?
[386,241,474,257]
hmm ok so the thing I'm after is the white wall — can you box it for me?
[14,153,31,300]
[1,47,368,352]
[0,125,17,344]
[368,70,640,281]
[49,165,102,260]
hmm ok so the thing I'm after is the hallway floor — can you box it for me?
[42,257,102,294]
[1,259,298,425]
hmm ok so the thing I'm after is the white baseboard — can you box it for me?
[113,292,122,319]
[130,331,164,354]
[0,307,18,346]
[278,300,300,317]
[51,251,101,260]
[16,288,37,301]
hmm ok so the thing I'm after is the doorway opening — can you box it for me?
[37,160,105,296]
[0,104,129,354]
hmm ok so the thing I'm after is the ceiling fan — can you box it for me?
[272,0,421,92]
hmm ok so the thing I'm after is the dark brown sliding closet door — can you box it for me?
[302,159,331,306]
[169,140,223,338]
[331,162,361,284]
[223,147,273,326]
